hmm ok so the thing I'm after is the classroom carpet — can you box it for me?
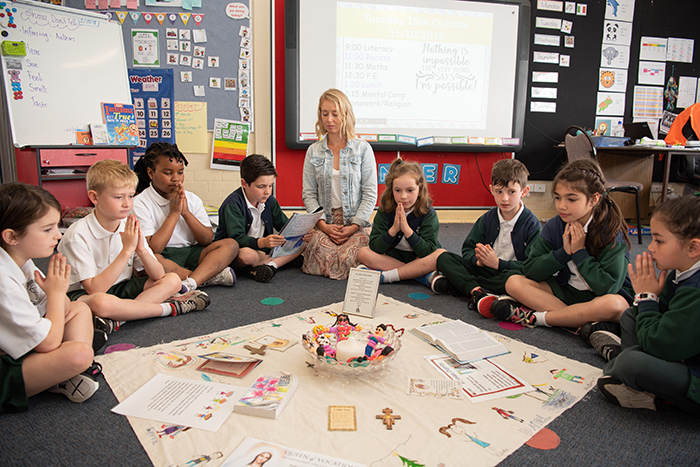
[96,294,601,467]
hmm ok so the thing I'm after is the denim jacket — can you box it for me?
[302,136,378,228]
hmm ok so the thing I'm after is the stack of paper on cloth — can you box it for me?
[97,294,601,467]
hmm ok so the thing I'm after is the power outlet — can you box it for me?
[651,184,663,193]
[532,183,546,193]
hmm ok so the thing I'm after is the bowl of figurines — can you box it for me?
[301,313,403,375]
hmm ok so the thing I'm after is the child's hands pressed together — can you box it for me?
[474,243,499,269]
[120,214,140,253]
[629,251,667,296]
[389,202,404,236]
[568,222,586,253]
[34,252,70,296]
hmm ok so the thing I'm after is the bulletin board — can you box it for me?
[516,0,700,182]
[64,0,252,131]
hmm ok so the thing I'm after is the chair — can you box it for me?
[564,126,643,244]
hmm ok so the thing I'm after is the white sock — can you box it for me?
[182,277,197,291]
[382,268,400,283]
[534,311,550,327]
[267,261,278,269]
[161,303,173,317]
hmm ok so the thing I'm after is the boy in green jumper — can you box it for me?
[214,154,302,283]
[596,195,700,415]
[434,159,541,316]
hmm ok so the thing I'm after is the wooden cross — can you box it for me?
[243,344,267,355]
[376,407,401,430]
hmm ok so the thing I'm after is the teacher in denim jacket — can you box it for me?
[301,88,378,280]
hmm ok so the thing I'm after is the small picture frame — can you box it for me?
[342,267,381,318]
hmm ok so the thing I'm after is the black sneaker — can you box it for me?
[580,321,621,344]
[597,376,668,411]
[590,331,622,361]
[430,274,455,295]
[92,329,107,353]
[491,295,520,321]
[84,360,103,379]
[165,290,211,316]
[243,264,276,283]
[94,316,120,334]
[47,374,99,403]
[470,288,496,316]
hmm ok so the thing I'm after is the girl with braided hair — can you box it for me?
[496,159,633,335]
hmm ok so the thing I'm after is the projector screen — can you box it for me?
[285,0,530,152]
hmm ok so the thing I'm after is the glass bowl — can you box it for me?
[301,322,403,375]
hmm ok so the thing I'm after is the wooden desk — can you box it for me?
[595,146,700,219]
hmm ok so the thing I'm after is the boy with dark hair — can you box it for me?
[214,154,301,283]
[434,159,541,317]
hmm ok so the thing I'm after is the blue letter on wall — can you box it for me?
[378,164,391,184]
[442,164,460,185]
[422,163,438,184]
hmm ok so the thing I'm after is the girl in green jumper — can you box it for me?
[502,159,633,328]
[356,159,445,286]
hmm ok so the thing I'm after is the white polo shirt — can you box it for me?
[58,212,155,292]
[132,184,211,248]
[493,202,525,262]
[244,190,266,238]
[0,248,51,359]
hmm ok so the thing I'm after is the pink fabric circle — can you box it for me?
[498,321,524,330]
[526,428,561,450]
[104,343,136,354]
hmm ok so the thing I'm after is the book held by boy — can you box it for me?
[411,319,509,363]
[270,206,323,259]
[233,374,298,419]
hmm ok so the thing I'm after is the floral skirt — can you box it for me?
[302,208,371,280]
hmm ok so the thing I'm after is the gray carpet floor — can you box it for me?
[2,223,699,466]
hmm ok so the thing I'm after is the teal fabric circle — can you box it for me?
[261,297,284,305]
[408,292,430,300]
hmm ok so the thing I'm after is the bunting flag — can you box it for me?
[104,11,113,20]
[130,11,140,24]
[115,11,128,24]
[179,12,190,26]
[155,13,165,25]
[192,13,204,26]
[168,13,179,25]
[143,12,153,25]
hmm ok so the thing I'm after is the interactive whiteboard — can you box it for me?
[0,1,131,147]
[286,0,530,152]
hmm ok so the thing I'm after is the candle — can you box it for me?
[335,336,366,363]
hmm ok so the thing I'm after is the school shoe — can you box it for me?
[48,374,99,403]
[471,288,498,318]
[430,274,456,295]
[202,267,237,287]
[597,376,670,411]
[92,329,108,353]
[166,290,211,316]
[94,316,120,334]
[580,321,621,345]
[509,307,537,328]
[590,330,622,362]
[180,277,197,293]
[416,270,439,287]
[491,295,520,321]
[242,264,276,283]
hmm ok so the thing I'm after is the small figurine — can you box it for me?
[365,324,394,359]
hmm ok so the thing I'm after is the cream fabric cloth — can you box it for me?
[97,294,601,467]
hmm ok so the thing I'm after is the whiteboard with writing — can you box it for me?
[0,1,131,147]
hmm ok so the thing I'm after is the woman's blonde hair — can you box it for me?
[315,88,355,141]
[379,159,432,216]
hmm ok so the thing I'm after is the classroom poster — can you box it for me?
[128,68,176,167]
[174,101,208,153]
[210,119,250,171]
[132,29,160,67]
